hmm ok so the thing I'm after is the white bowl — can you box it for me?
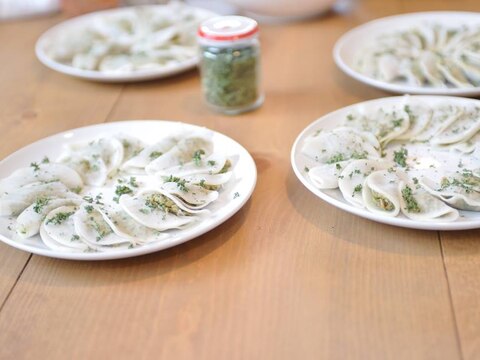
[223,0,336,20]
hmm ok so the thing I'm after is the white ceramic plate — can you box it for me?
[35,5,216,82]
[0,121,256,260]
[334,12,480,96]
[291,96,480,231]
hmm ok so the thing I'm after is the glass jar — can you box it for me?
[197,16,264,115]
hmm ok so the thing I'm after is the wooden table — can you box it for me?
[0,0,479,358]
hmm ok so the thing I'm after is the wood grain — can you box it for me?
[0,0,478,359]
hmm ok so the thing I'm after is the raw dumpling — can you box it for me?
[16,197,81,238]
[0,181,76,217]
[0,162,83,195]
[338,160,394,208]
[399,181,459,221]
[41,205,89,252]
[362,169,404,217]
[420,169,480,211]
[145,135,214,175]
[119,189,197,231]
[302,127,380,165]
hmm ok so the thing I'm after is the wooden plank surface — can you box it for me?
[0,0,478,359]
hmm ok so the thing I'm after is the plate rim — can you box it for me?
[0,120,257,260]
[333,11,480,96]
[291,95,480,231]
[35,4,217,82]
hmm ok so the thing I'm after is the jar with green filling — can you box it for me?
[197,16,263,115]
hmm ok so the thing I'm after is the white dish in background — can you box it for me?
[35,4,217,82]
[0,121,256,260]
[291,96,480,231]
[334,12,480,96]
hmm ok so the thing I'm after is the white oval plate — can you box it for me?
[334,12,480,96]
[35,5,216,82]
[0,121,256,260]
[291,96,480,231]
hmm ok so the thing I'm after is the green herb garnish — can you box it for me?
[30,162,40,172]
[46,211,74,225]
[393,147,408,167]
[33,197,50,214]
[193,149,205,166]
[149,151,162,160]
[201,45,259,108]
[401,186,421,213]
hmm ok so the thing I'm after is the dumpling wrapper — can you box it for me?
[73,204,132,249]
[430,105,480,146]
[122,136,178,172]
[396,100,433,140]
[119,189,197,231]
[412,104,463,142]
[342,105,410,145]
[399,181,459,222]
[41,205,89,251]
[94,201,168,245]
[0,163,83,195]
[152,153,229,178]
[160,182,218,210]
[58,136,124,185]
[0,181,76,217]
[338,160,394,208]
[145,135,214,175]
[362,169,404,217]
[420,171,480,211]
[302,127,380,165]
[307,161,350,189]
[16,197,81,239]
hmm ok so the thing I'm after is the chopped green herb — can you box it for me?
[149,151,162,160]
[393,147,408,167]
[41,156,50,164]
[392,118,403,127]
[46,211,74,225]
[30,162,40,172]
[201,45,259,109]
[233,192,240,199]
[193,149,205,166]
[114,185,133,203]
[304,166,310,173]
[207,160,216,166]
[352,184,363,196]
[33,197,50,214]
[326,153,345,164]
[401,186,421,213]
[71,235,80,242]
[129,177,138,188]
[84,205,94,214]
[164,175,188,192]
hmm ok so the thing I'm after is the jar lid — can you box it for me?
[198,16,258,42]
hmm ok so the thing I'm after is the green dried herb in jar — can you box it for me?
[198,16,263,115]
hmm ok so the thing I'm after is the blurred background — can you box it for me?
[0,0,345,21]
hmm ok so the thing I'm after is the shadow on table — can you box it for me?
[285,170,455,256]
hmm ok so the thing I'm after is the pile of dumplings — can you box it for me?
[356,23,480,88]
[0,131,233,252]
[302,97,480,222]
[46,2,211,73]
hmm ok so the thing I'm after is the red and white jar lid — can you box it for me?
[198,16,259,42]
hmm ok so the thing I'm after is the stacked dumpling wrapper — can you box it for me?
[302,96,480,222]
[356,23,480,88]
[46,2,212,73]
[0,131,233,252]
